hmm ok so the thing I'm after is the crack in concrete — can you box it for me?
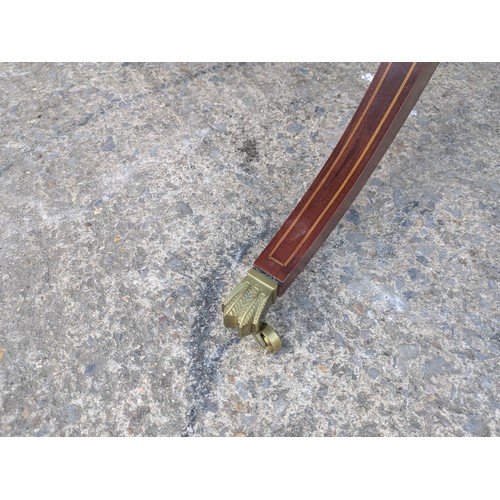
[181,226,272,436]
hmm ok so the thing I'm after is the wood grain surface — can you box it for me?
[254,62,438,295]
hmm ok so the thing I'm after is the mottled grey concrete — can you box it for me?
[0,63,498,436]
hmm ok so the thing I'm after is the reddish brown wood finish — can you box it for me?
[254,62,438,295]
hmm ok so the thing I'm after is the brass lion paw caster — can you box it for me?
[222,269,282,353]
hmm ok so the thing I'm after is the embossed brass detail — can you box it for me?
[222,269,281,352]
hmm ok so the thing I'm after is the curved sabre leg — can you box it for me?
[223,62,439,353]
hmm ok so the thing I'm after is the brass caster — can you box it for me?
[253,323,282,353]
[222,268,281,353]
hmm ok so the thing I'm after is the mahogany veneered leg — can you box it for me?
[223,62,438,352]
[255,62,438,294]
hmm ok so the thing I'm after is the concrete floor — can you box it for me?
[0,63,498,436]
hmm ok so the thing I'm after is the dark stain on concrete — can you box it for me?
[238,139,259,163]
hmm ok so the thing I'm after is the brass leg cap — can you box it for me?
[253,323,282,353]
